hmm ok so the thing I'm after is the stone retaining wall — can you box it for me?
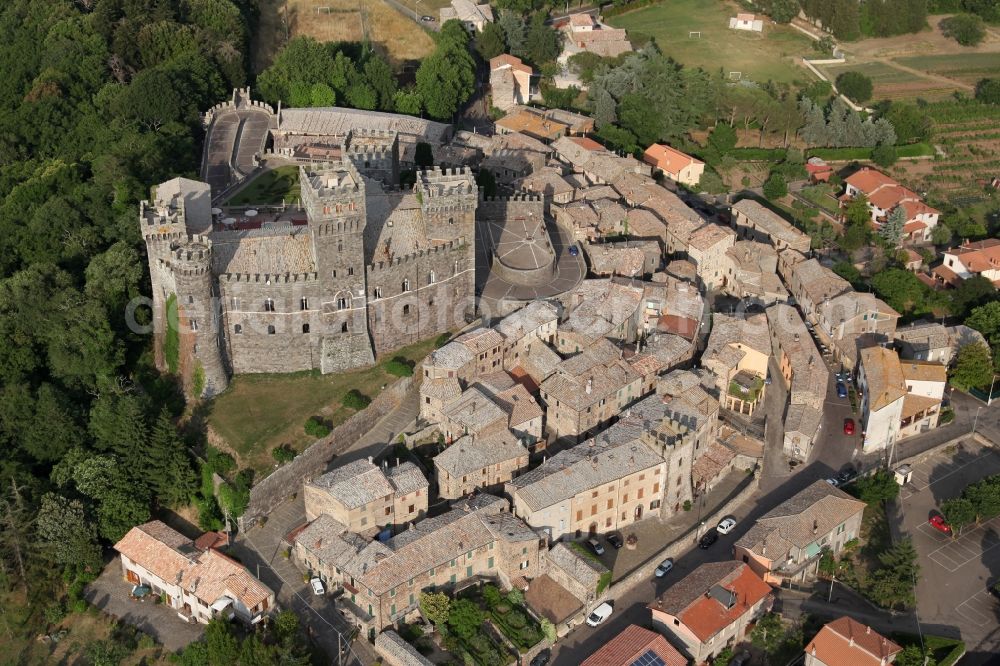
[238,376,414,530]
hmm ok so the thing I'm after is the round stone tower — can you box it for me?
[171,235,229,398]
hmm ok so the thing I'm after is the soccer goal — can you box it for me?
[315,6,332,13]
[728,71,742,80]
[688,31,701,38]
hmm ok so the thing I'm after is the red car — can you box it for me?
[929,515,952,535]
[843,418,855,435]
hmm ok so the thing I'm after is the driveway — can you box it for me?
[897,437,1000,660]
[85,557,204,653]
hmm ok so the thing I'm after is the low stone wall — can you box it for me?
[599,474,760,604]
[238,376,414,531]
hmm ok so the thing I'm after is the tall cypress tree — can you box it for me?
[146,407,196,507]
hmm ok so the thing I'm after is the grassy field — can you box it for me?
[608,0,815,84]
[894,52,1000,85]
[254,0,435,72]
[226,165,301,206]
[207,334,441,474]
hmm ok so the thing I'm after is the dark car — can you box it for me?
[699,531,719,549]
[420,15,435,21]
[989,583,1000,600]
[607,532,624,549]
[568,245,579,257]
[836,381,848,398]
[837,467,857,485]
[530,648,552,666]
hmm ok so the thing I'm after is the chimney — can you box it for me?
[867,625,872,634]
[812,519,818,534]
[368,456,374,464]
[586,378,593,394]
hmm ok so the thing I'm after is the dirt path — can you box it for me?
[875,56,975,91]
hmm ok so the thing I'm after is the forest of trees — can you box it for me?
[0,0,253,648]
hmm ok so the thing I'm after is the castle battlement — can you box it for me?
[202,87,275,127]
[369,237,467,270]
[140,199,185,227]
[300,161,364,198]
[220,271,320,284]
[313,219,364,236]
[479,193,543,203]
[144,230,189,244]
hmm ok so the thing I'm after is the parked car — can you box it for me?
[310,577,325,595]
[836,382,848,398]
[607,532,624,549]
[530,648,552,666]
[699,531,719,549]
[568,245,579,257]
[586,602,613,627]
[929,515,952,535]
[420,14,435,21]
[837,467,857,485]
[825,478,840,487]
[588,538,605,556]
[654,558,674,577]
[844,418,855,435]
[717,517,737,534]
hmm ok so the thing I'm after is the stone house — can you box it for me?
[648,561,772,664]
[423,340,476,384]
[731,199,811,253]
[434,429,530,499]
[507,429,667,541]
[489,54,535,112]
[495,300,560,371]
[584,242,651,278]
[734,480,865,584]
[687,223,737,292]
[419,376,462,424]
[455,327,507,377]
[722,240,788,305]
[842,168,940,244]
[858,346,907,454]
[560,13,633,57]
[115,521,274,625]
[894,321,953,365]
[642,143,705,187]
[516,167,576,213]
[439,385,510,442]
[374,630,435,666]
[817,291,899,369]
[303,459,429,535]
[804,617,903,666]
[293,495,542,632]
[701,313,771,416]
[766,304,829,460]
[581,625,688,666]
[439,0,494,32]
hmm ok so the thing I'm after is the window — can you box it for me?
[402,279,410,292]
[653,482,660,493]
[576,510,582,521]
[234,324,242,334]
[638,488,644,499]
[408,504,414,513]
[190,320,198,332]
[348,267,354,276]
[450,559,456,567]
[429,271,436,284]
[466,566,473,577]
[300,297,309,310]
[487,557,494,568]
[409,593,414,605]
[592,491,598,499]
[338,240,343,252]
[360,517,368,526]
[605,517,611,527]
[341,322,349,333]
[267,325,276,335]
[607,499,613,510]
[264,299,275,312]
[390,604,396,616]
[302,324,310,334]
[590,505,597,516]
[450,574,456,584]
[385,507,391,516]
[187,295,194,304]
[403,304,410,315]
[390,588,396,598]
[337,297,348,310]
[374,287,383,299]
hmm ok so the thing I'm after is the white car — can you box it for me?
[586,602,613,627]
[717,517,737,534]
[310,577,325,595]
[654,558,674,577]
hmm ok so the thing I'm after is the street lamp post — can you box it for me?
[974,406,983,435]
[414,0,422,20]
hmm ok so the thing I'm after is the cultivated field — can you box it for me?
[254,0,435,72]
[894,52,1000,86]
[818,59,964,102]
[608,0,815,84]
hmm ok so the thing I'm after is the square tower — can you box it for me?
[416,167,478,243]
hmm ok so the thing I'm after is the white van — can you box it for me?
[586,602,613,627]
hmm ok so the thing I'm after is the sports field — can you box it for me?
[607,0,814,84]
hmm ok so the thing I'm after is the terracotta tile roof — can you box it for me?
[947,239,1000,274]
[568,136,606,152]
[900,359,947,383]
[902,220,927,234]
[494,383,544,427]
[581,625,688,666]
[115,521,273,611]
[569,12,595,26]
[901,393,940,420]
[490,54,532,74]
[643,143,703,176]
[495,110,568,142]
[657,314,699,341]
[805,617,902,666]
[931,263,961,287]
[649,561,771,643]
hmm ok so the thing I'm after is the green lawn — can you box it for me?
[206,334,441,475]
[799,184,841,214]
[607,0,815,84]
[225,165,301,206]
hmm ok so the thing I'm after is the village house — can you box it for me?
[687,223,737,292]
[842,167,940,244]
[895,321,953,365]
[731,199,811,253]
[580,625,688,666]
[557,280,645,351]
[900,358,947,439]
[438,384,511,442]
[551,136,651,186]
[489,54,535,112]
[293,495,543,632]
[559,12,633,58]
[434,429,530,499]
[495,300,560,370]
[722,240,788,305]
[516,167,576,212]
[583,241,656,278]
[804,616,903,666]
[766,304,829,460]
[481,131,551,184]
[701,313,771,417]
[115,521,275,626]
[495,107,571,143]
[374,630,435,666]
[439,0,494,32]
[304,458,429,535]
[734,480,866,584]
[649,561,772,663]
[729,12,764,31]
[858,346,907,453]
[643,143,706,187]
[934,239,1000,288]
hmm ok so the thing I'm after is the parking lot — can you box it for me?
[901,438,1000,652]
